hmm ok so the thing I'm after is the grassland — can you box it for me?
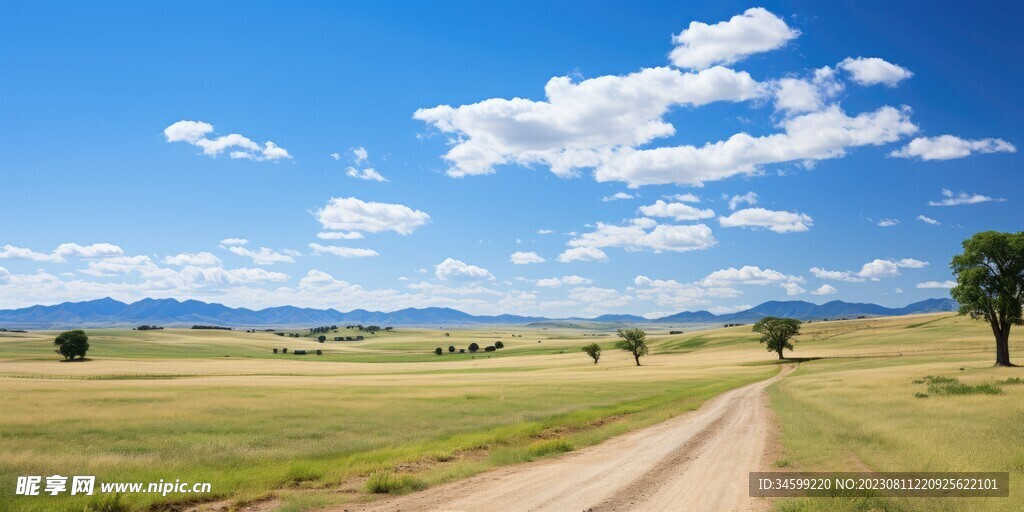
[1,314,1020,512]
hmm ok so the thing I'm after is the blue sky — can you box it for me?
[0,1,1020,316]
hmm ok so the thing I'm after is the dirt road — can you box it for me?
[344,366,791,512]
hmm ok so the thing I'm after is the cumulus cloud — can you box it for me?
[316,231,364,240]
[638,200,715,221]
[670,193,702,203]
[535,275,593,287]
[700,265,805,296]
[891,135,1016,160]
[435,258,495,281]
[928,189,1004,207]
[595,105,917,187]
[163,252,221,267]
[308,243,379,258]
[602,192,634,201]
[557,247,610,263]
[877,218,899,227]
[568,286,632,307]
[536,229,554,235]
[316,197,430,236]
[719,208,813,233]
[163,120,291,161]
[772,67,843,115]
[839,57,913,86]
[669,7,800,70]
[810,284,838,295]
[227,246,296,265]
[346,167,388,182]
[916,215,940,225]
[0,266,9,284]
[510,251,545,265]
[0,243,124,263]
[814,258,928,282]
[566,218,717,255]
[219,238,249,246]
[414,65,763,179]
[727,192,758,210]
[352,147,369,164]
[917,280,956,289]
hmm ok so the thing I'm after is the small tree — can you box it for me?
[317,335,326,343]
[951,231,1024,367]
[752,317,802,359]
[494,341,504,349]
[615,328,648,366]
[54,330,89,360]
[468,342,479,353]
[582,343,601,364]
[448,345,455,353]
[434,347,443,356]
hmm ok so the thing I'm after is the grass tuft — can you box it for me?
[364,471,427,494]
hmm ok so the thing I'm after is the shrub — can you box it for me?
[485,346,496,352]
[317,335,326,342]
[448,345,456,353]
[468,342,479,353]
[434,347,443,356]
[364,471,426,494]
[494,341,504,349]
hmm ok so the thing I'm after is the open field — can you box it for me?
[1,314,1021,511]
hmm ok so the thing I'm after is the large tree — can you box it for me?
[950,231,1024,367]
[54,330,90,360]
[615,328,648,366]
[752,317,801,360]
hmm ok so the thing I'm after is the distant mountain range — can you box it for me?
[0,297,958,329]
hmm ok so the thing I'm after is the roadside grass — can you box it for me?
[769,355,1024,512]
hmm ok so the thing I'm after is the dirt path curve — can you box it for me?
[341,365,793,512]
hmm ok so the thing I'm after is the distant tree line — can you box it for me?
[134,325,163,331]
[191,325,232,330]
[309,325,338,334]
[0,328,28,333]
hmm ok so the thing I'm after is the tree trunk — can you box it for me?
[992,322,1014,367]
[777,348,784,360]
[634,354,641,366]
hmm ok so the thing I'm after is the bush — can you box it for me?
[494,341,504,349]
[364,471,426,494]
[448,345,456,353]
[468,342,479,353]
[317,335,326,342]
[485,346,496,352]
[435,347,443,356]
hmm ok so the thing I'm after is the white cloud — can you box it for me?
[638,200,715,221]
[308,243,379,258]
[163,120,291,161]
[892,135,1016,160]
[839,57,913,87]
[316,231,364,240]
[633,275,721,309]
[79,255,157,277]
[810,267,865,283]
[535,275,593,287]
[856,258,928,280]
[727,192,758,210]
[602,192,634,201]
[701,265,805,296]
[810,284,838,295]
[928,189,1004,207]
[163,252,221,267]
[0,266,9,285]
[345,167,388,182]
[917,280,956,289]
[435,258,495,281]
[719,208,812,233]
[316,197,430,236]
[670,193,701,203]
[557,247,610,263]
[536,229,554,235]
[352,147,369,164]
[568,286,632,307]
[916,215,940,225]
[227,246,296,265]
[330,152,341,161]
[566,218,717,255]
[510,251,545,265]
[595,105,917,187]
[0,243,124,263]
[219,238,249,246]
[781,282,806,295]
[772,67,843,115]
[414,65,763,178]
[669,7,800,70]
[877,218,899,227]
